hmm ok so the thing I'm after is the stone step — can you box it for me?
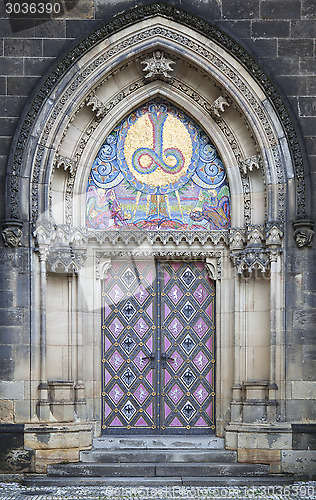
[47,462,270,477]
[22,475,294,487]
[80,449,237,463]
[92,435,224,450]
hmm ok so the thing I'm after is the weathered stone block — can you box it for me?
[291,381,316,399]
[302,0,316,20]
[7,77,39,97]
[0,400,14,423]
[43,39,70,57]
[4,39,42,57]
[278,39,314,57]
[0,424,35,473]
[299,97,316,117]
[260,0,301,19]
[35,448,79,473]
[292,424,316,450]
[300,57,316,75]
[281,450,316,476]
[252,20,290,37]
[24,57,55,77]
[0,57,24,76]
[222,0,260,20]
[238,449,281,473]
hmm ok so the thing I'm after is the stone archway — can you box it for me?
[3,3,314,473]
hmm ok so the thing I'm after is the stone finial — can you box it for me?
[229,229,246,250]
[1,220,23,247]
[247,226,265,247]
[293,219,314,248]
[141,51,175,80]
[209,96,230,118]
[266,224,283,247]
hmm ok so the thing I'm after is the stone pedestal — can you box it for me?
[24,422,93,473]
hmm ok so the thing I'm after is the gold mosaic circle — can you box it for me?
[186,392,190,396]
[186,359,190,363]
[127,392,131,396]
[161,425,165,429]
[186,326,190,329]
[102,325,105,330]
[114,375,118,379]
[174,376,178,379]
[114,309,118,313]
[211,392,215,396]
[127,425,131,429]
[102,425,106,429]
[127,325,131,329]
[127,359,130,363]
[102,292,106,296]
[139,375,143,379]
[139,408,143,413]
[114,342,118,346]
[211,359,215,363]
[186,292,190,296]
[211,425,215,429]
[151,425,156,429]
[102,392,106,396]
[186,425,191,429]
[198,275,202,279]
[139,342,143,346]
[114,408,118,412]
[102,359,105,363]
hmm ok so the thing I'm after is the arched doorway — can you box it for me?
[3,3,313,472]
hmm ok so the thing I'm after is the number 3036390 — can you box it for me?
[5,2,61,15]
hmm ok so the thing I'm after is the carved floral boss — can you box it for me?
[86,101,231,231]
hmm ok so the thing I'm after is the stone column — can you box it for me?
[266,225,283,421]
[37,247,51,421]
[231,272,244,421]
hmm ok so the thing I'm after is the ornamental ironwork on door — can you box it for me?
[101,259,215,434]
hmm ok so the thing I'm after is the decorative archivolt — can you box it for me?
[4,4,313,247]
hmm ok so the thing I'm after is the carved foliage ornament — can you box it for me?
[141,51,175,80]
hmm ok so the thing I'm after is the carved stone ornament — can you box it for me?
[209,96,230,118]
[293,219,314,248]
[230,249,271,277]
[229,229,246,250]
[1,220,23,247]
[266,224,283,247]
[239,155,263,174]
[47,248,87,274]
[141,51,175,80]
[85,92,105,118]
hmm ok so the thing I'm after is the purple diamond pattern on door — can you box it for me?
[160,261,215,433]
[168,285,183,304]
[102,259,215,434]
[168,318,183,338]
[102,259,156,433]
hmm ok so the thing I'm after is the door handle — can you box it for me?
[142,353,155,361]
[161,352,174,368]
[161,353,174,362]
[141,353,155,368]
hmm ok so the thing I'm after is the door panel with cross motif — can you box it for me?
[101,259,215,434]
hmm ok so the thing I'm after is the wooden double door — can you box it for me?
[101,259,215,434]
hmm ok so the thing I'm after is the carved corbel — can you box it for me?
[239,155,263,174]
[205,257,218,280]
[95,253,112,280]
[54,155,77,175]
[47,248,87,274]
[141,51,175,80]
[1,220,23,247]
[33,222,53,247]
[85,92,105,118]
[209,96,230,118]
[230,249,270,278]
[293,219,314,248]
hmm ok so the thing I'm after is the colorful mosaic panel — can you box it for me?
[87,101,230,231]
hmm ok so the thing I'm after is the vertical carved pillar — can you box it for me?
[266,224,283,421]
[231,272,243,422]
[37,247,51,421]
[74,271,86,419]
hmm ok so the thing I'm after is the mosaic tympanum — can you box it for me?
[86,101,230,231]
